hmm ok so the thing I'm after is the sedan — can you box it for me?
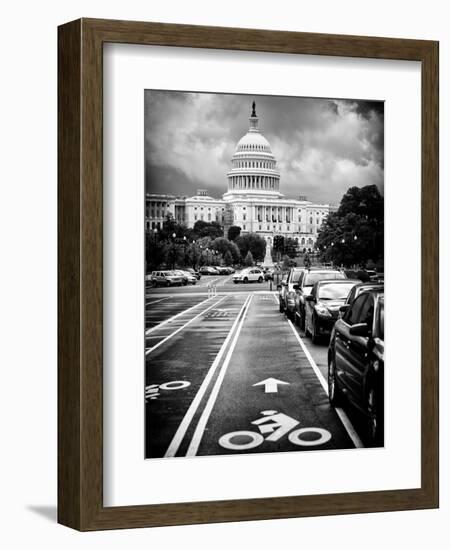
[179,270,197,284]
[304,279,359,343]
[328,289,384,446]
[339,281,384,317]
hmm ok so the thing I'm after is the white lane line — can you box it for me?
[287,319,364,449]
[186,294,254,457]
[145,295,227,356]
[164,294,251,458]
[145,297,170,306]
[145,296,212,336]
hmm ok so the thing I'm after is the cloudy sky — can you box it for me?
[145,90,384,205]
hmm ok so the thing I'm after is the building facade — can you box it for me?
[146,102,333,252]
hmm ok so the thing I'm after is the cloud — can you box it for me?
[145,90,384,205]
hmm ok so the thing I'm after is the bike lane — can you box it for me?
[188,293,356,456]
[145,292,250,458]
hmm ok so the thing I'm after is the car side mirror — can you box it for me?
[339,304,350,313]
[276,284,282,290]
[349,322,370,337]
[293,284,299,290]
[305,295,314,302]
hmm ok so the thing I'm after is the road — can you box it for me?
[145,274,366,459]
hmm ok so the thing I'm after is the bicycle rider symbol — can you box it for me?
[218,410,332,450]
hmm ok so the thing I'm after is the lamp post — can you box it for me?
[183,235,187,267]
[171,232,177,270]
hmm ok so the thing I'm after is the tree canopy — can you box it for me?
[227,225,241,241]
[315,185,384,267]
[235,233,266,262]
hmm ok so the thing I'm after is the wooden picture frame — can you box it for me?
[58,18,439,530]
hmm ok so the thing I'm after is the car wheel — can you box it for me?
[328,354,342,406]
[243,277,249,284]
[258,276,263,283]
[311,317,320,344]
[367,386,384,446]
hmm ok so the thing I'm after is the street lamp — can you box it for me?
[183,235,187,266]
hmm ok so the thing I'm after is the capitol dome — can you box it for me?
[225,102,281,196]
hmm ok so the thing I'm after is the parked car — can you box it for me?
[304,279,359,343]
[328,289,384,445]
[278,267,306,319]
[149,270,184,287]
[264,268,275,281]
[179,270,197,285]
[215,266,233,275]
[233,267,264,284]
[199,266,219,275]
[172,270,189,285]
[293,268,347,330]
[339,282,384,317]
[185,268,201,280]
[370,273,384,283]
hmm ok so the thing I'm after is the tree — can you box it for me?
[210,237,240,263]
[244,251,254,266]
[223,250,233,266]
[193,220,223,239]
[235,233,266,262]
[282,255,297,270]
[284,237,298,258]
[315,185,384,267]
[227,225,241,241]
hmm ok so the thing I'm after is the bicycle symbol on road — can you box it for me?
[145,380,191,401]
[218,410,332,450]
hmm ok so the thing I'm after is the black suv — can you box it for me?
[293,268,346,330]
[328,289,384,446]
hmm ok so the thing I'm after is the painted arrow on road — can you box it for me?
[252,378,290,393]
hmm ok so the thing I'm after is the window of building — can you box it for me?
[259,225,262,230]
[243,225,246,230]
[194,214,197,221]
[208,214,211,221]
[287,226,290,231]
[243,214,246,221]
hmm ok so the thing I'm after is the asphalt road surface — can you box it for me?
[145,274,367,459]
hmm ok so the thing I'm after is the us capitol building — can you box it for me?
[146,102,335,252]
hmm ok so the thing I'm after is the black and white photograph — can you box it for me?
[144,90,384,459]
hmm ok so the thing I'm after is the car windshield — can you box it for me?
[318,282,356,300]
[378,301,384,339]
[291,271,303,283]
[304,271,344,287]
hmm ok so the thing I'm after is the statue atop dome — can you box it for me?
[251,101,257,117]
